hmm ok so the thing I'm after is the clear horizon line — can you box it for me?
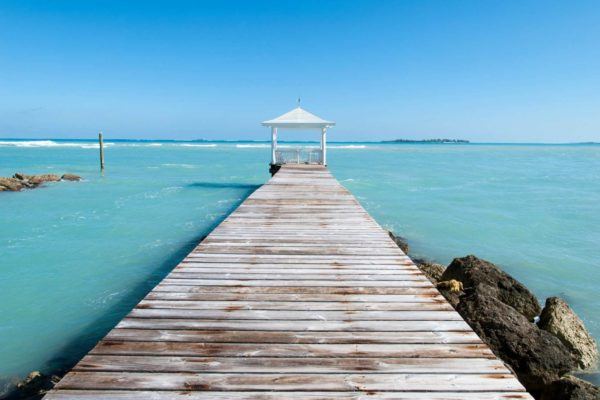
[0,137,598,145]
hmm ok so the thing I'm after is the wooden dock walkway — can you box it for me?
[46,164,532,399]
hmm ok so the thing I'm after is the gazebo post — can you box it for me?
[271,127,277,165]
[321,127,327,166]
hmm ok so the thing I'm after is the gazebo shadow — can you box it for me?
[186,182,261,190]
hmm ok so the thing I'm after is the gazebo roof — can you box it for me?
[262,107,335,129]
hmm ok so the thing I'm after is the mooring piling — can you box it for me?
[98,132,105,172]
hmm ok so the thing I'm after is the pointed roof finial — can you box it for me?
[297,96,301,107]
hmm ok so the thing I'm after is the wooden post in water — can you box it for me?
[98,132,105,172]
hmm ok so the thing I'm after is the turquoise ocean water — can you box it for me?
[1,139,599,393]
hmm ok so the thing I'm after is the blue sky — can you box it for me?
[1,0,599,142]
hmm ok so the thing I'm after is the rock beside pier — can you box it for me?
[539,297,599,370]
[540,375,600,400]
[456,283,576,392]
[387,230,409,254]
[0,173,81,192]
[441,255,541,321]
[385,232,599,398]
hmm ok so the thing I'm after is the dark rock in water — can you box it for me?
[61,173,81,181]
[0,177,25,191]
[456,284,576,392]
[539,297,599,370]
[413,258,445,284]
[540,375,600,400]
[387,230,409,254]
[442,255,541,321]
[13,370,61,399]
[13,173,60,186]
[1,172,80,192]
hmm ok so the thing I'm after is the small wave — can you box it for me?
[161,163,196,168]
[236,144,270,148]
[117,143,163,147]
[0,140,76,148]
[180,144,217,147]
[278,145,319,149]
[0,140,114,149]
[330,145,367,149]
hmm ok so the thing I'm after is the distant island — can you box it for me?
[382,138,470,144]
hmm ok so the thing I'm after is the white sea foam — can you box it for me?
[329,145,367,149]
[117,143,163,147]
[0,140,114,149]
[161,163,196,168]
[0,140,75,148]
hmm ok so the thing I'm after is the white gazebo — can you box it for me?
[262,107,335,169]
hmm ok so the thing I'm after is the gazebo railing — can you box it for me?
[275,147,323,165]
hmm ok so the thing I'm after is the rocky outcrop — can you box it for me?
[540,375,600,400]
[441,255,541,321]
[384,237,599,398]
[387,230,409,254]
[456,284,576,393]
[539,297,599,370]
[24,174,61,185]
[0,173,81,192]
[0,177,25,191]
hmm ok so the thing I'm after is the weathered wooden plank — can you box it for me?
[167,272,428,281]
[54,372,525,392]
[179,259,414,267]
[153,285,443,295]
[159,278,433,287]
[91,341,495,358]
[190,247,402,256]
[44,391,534,399]
[174,266,421,274]
[76,355,507,373]
[177,261,417,269]
[117,318,473,332]
[136,300,454,311]
[128,308,462,321]
[104,329,483,344]
[183,254,410,261]
[145,292,445,302]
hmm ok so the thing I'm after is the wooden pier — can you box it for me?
[46,164,532,399]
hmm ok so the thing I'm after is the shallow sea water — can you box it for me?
[0,140,598,392]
